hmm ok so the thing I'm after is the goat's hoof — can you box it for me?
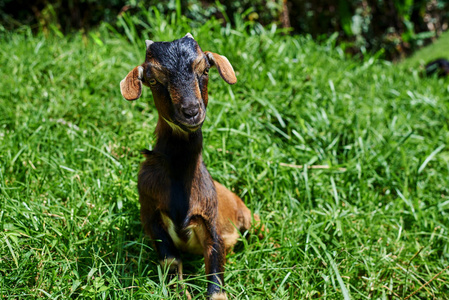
[178,290,192,300]
[172,283,191,299]
[209,292,228,300]
[181,289,192,300]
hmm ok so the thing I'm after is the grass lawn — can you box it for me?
[1,12,449,299]
[401,31,449,69]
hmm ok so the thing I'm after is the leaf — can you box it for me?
[418,144,445,174]
[87,267,97,279]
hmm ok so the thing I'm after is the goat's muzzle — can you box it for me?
[176,107,205,131]
[181,103,200,119]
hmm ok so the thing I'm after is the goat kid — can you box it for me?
[120,33,257,300]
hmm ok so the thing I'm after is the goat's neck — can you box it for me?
[154,117,203,172]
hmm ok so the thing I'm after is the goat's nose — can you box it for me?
[182,105,199,118]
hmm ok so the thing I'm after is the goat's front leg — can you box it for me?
[143,212,191,299]
[196,221,227,300]
[206,237,227,300]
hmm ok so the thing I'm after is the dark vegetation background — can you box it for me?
[1,0,448,60]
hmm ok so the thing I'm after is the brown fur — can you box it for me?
[204,51,237,85]
[120,66,143,101]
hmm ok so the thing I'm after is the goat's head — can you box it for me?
[120,33,237,132]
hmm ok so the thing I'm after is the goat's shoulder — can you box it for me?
[138,149,170,196]
[139,149,169,171]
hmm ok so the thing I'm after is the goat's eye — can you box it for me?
[149,78,157,85]
[203,68,209,75]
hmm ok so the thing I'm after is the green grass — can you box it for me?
[1,11,449,299]
[401,31,449,69]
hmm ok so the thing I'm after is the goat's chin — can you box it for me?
[180,122,203,133]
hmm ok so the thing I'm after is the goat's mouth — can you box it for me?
[176,115,205,132]
[174,109,206,132]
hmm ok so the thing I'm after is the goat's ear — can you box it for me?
[204,51,237,85]
[120,66,144,101]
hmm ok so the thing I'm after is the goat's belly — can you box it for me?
[161,213,204,255]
